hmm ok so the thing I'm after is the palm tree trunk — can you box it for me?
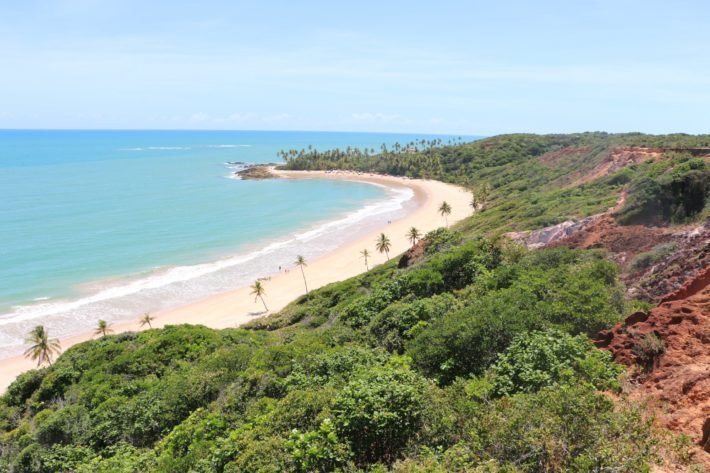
[260,296,268,312]
[300,266,309,294]
[385,250,389,261]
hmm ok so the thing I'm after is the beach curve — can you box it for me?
[0,170,471,392]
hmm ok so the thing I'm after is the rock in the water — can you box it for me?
[235,166,277,180]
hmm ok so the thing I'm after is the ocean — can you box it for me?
[0,130,461,356]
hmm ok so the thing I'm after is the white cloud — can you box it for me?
[189,112,209,123]
[262,113,290,122]
[351,112,400,122]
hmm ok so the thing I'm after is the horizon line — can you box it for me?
[0,127,480,137]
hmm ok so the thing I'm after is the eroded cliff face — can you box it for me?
[596,272,710,468]
[507,196,709,465]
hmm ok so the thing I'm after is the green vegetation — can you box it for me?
[139,313,155,329]
[4,132,706,471]
[22,326,61,368]
[632,333,666,372]
[0,242,651,472]
[94,320,112,338]
[615,156,710,225]
[489,330,623,396]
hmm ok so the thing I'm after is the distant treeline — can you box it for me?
[281,132,710,230]
[279,131,710,183]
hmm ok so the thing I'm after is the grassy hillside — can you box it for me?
[2,133,708,472]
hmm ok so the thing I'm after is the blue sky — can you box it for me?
[1,0,708,134]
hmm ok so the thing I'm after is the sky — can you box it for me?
[0,0,709,135]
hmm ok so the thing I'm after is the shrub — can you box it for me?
[490,330,623,396]
[369,293,458,353]
[633,333,666,371]
[3,369,45,407]
[333,366,428,465]
[480,386,657,472]
[287,418,351,472]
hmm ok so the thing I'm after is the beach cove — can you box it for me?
[0,170,471,391]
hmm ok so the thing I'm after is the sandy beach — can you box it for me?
[0,170,471,392]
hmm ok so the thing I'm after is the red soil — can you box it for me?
[596,275,710,466]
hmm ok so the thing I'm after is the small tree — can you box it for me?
[333,367,426,464]
[633,332,666,372]
[24,325,61,367]
[94,319,113,338]
[406,227,421,247]
[139,313,155,329]
[250,280,269,312]
[375,233,392,261]
[438,201,452,227]
[294,255,309,295]
[360,249,370,271]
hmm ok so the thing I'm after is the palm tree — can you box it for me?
[250,280,268,312]
[407,227,421,246]
[439,201,452,227]
[139,312,155,329]
[94,319,113,338]
[24,325,61,367]
[294,255,309,295]
[375,233,392,261]
[360,249,371,271]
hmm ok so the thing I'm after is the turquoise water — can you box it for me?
[0,130,457,355]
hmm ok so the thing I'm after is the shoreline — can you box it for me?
[0,170,471,392]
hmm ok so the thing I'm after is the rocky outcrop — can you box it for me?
[398,239,430,268]
[506,217,596,249]
[235,165,277,179]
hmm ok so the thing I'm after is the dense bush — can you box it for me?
[617,157,709,225]
[332,366,428,465]
[407,249,624,383]
[489,330,623,396]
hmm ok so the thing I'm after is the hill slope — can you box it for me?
[1,132,709,472]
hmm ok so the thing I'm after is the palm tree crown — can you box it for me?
[94,319,113,338]
[294,255,309,295]
[24,325,61,367]
[139,313,155,329]
[439,201,452,227]
[360,249,370,271]
[250,280,269,312]
[375,233,392,261]
[407,227,422,246]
